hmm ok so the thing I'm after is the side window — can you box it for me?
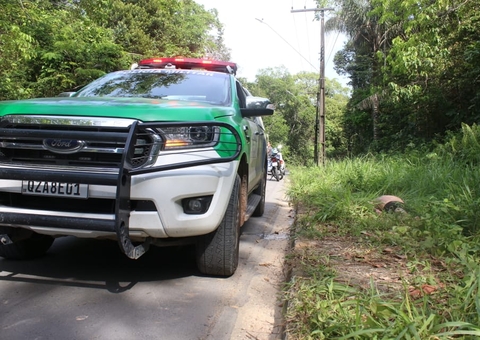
[235,81,247,109]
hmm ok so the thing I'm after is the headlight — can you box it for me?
[160,126,219,150]
[126,121,242,174]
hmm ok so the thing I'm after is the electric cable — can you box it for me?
[326,30,341,66]
[291,5,305,71]
[255,18,319,72]
[304,11,312,69]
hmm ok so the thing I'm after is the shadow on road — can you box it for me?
[0,236,198,293]
[0,187,287,295]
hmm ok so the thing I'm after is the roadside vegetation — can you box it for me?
[283,124,480,339]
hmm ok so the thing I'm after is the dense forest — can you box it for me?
[0,0,229,100]
[1,0,478,163]
[323,0,480,153]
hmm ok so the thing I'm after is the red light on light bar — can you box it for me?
[137,57,237,74]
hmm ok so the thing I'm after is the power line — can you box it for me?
[255,18,319,72]
[303,11,312,69]
[326,30,341,67]
[290,9,303,70]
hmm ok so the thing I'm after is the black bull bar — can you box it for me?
[0,121,242,259]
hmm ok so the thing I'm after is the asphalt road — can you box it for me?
[0,178,291,340]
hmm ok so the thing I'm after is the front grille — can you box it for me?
[0,117,156,169]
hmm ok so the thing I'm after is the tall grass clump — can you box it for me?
[287,151,480,254]
[285,273,480,339]
[285,124,480,339]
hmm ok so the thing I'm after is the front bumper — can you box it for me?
[0,161,237,238]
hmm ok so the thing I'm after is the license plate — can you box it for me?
[22,181,88,199]
[271,162,278,167]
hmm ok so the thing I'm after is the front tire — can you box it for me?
[272,168,280,181]
[0,227,54,260]
[196,174,241,276]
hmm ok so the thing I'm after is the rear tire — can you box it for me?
[196,174,241,276]
[252,169,266,217]
[0,227,54,260]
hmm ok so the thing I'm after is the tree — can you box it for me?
[33,14,127,97]
[252,67,349,165]
[254,67,314,165]
[379,0,480,141]
[325,78,349,157]
[0,0,37,100]
[0,0,233,100]
[321,0,480,154]
[78,0,230,59]
[324,0,401,146]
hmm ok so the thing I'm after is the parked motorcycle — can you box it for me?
[268,149,284,181]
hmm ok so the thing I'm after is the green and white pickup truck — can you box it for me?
[0,58,273,276]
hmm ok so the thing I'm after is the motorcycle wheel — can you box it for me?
[272,168,280,181]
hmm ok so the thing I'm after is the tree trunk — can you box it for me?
[372,94,379,141]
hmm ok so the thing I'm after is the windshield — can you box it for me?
[74,69,232,106]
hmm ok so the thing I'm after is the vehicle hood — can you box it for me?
[0,97,235,121]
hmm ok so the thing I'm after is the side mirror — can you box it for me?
[246,96,273,109]
[58,92,76,97]
[241,96,275,117]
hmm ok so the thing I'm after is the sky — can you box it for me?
[195,0,349,87]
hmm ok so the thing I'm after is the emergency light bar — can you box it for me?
[137,57,237,75]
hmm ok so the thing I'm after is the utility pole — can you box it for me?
[291,6,333,166]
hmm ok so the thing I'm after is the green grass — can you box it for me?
[284,141,480,339]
